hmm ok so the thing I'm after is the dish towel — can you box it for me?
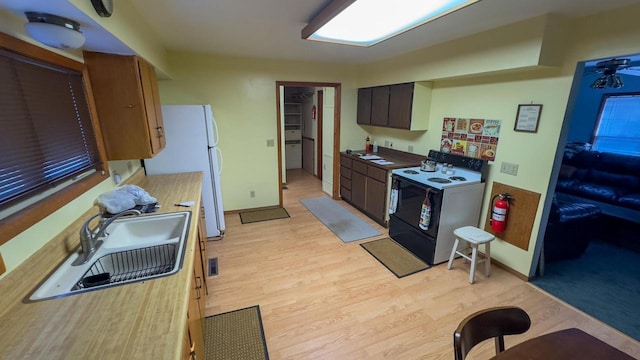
[95,185,157,214]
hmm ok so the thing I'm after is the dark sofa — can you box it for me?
[544,196,600,262]
[555,144,640,223]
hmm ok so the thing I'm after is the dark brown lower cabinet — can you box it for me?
[339,154,389,226]
[365,177,386,223]
[351,171,367,211]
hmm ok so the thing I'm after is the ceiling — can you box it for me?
[1,0,640,64]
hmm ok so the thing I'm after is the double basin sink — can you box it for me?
[29,211,191,301]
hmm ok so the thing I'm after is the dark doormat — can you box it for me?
[205,305,269,360]
[361,238,430,278]
[239,208,290,224]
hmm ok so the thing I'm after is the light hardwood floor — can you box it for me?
[205,169,640,359]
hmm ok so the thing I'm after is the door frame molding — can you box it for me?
[276,81,341,207]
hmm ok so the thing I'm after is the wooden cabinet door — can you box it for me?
[197,203,209,295]
[365,178,386,224]
[371,86,390,127]
[351,171,367,210]
[357,88,372,125]
[388,83,414,129]
[137,58,166,155]
[187,245,206,360]
[84,52,165,160]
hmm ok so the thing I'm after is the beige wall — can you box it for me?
[4,2,640,278]
[353,4,640,276]
[158,53,360,210]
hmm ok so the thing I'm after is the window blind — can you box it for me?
[593,94,640,156]
[0,49,101,208]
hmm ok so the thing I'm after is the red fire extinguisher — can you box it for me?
[490,193,512,233]
[312,105,316,120]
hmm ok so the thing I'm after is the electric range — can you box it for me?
[391,166,482,190]
[388,151,487,265]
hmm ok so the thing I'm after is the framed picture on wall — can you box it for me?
[514,104,543,133]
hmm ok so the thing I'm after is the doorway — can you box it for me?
[532,54,640,341]
[276,81,341,207]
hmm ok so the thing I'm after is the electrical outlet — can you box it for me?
[250,190,255,198]
[408,145,414,152]
[500,162,519,176]
[384,140,390,147]
[127,161,133,173]
[266,139,274,147]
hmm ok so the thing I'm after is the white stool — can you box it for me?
[447,226,495,284]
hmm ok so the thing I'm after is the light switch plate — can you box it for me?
[500,162,519,176]
[266,139,275,147]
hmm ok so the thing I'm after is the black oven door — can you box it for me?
[391,176,443,239]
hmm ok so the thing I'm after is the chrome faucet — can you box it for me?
[72,209,142,266]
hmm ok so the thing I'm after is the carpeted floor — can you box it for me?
[300,196,381,243]
[533,239,640,341]
[239,208,290,224]
[204,305,269,360]
[361,238,430,278]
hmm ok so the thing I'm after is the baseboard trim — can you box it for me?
[491,258,530,282]
[224,205,281,215]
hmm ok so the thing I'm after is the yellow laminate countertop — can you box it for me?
[0,171,203,360]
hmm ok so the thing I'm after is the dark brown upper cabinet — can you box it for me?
[357,82,432,131]
[356,87,372,125]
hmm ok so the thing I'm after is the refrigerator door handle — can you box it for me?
[215,146,223,174]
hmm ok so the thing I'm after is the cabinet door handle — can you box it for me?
[190,342,198,360]
[195,276,202,299]
[156,126,164,138]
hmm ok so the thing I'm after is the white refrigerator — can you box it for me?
[144,105,225,238]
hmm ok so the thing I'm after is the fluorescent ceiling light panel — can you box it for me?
[307,0,480,46]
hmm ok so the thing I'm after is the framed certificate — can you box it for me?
[514,104,542,133]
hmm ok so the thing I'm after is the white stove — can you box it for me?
[389,151,487,265]
[391,166,481,190]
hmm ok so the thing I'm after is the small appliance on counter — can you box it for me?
[420,159,436,172]
[388,150,487,265]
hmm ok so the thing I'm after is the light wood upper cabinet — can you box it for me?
[84,51,165,160]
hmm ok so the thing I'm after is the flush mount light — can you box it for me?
[302,0,481,47]
[24,12,85,50]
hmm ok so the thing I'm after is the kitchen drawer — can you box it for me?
[340,155,352,169]
[341,187,352,201]
[285,129,301,141]
[368,165,387,183]
[340,166,351,179]
[340,176,352,190]
[352,160,368,175]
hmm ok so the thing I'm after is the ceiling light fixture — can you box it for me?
[24,12,85,50]
[302,0,481,47]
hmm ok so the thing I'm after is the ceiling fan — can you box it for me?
[588,58,640,89]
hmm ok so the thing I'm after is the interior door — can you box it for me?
[321,87,335,195]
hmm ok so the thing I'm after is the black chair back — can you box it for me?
[453,306,531,360]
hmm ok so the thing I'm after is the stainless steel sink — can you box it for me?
[28,211,191,301]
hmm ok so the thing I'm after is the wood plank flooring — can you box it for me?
[205,169,640,359]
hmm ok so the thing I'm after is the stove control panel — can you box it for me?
[427,150,486,173]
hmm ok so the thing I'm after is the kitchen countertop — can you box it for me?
[341,147,425,170]
[0,170,203,360]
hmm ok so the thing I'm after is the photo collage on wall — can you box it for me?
[440,117,502,161]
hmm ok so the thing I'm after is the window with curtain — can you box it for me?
[0,49,102,212]
[592,94,640,156]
